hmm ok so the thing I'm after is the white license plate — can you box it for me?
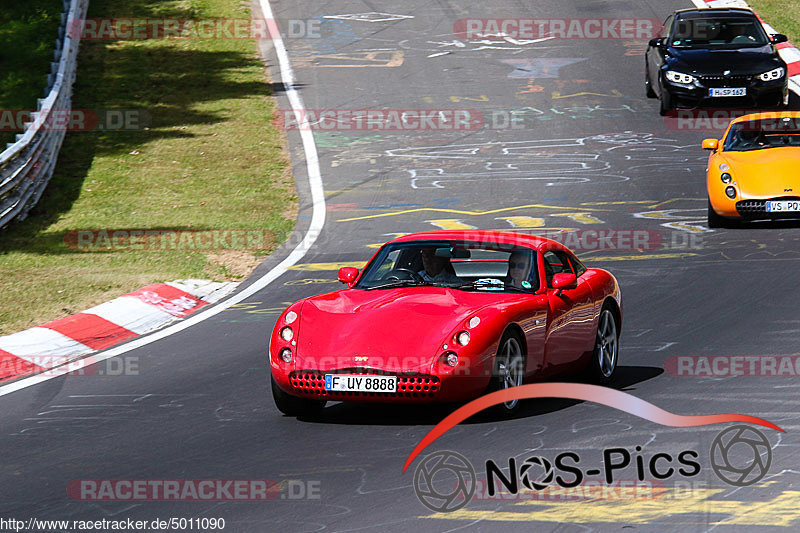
[766,200,800,212]
[324,374,397,393]
[709,87,746,97]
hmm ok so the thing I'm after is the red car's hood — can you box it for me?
[295,287,511,372]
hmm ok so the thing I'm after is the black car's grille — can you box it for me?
[289,370,441,398]
[736,197,800,218]
[699,75,753,87]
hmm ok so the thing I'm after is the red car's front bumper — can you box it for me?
[273,367,491,403]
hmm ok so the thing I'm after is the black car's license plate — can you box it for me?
[709,87,746,97]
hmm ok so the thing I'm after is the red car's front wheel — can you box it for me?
[487,332,526,416]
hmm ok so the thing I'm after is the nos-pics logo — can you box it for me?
[413,425,772,513]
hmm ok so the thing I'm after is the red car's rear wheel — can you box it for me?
[589,307,619,383]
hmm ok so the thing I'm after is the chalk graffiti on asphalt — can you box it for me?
[384,134,697,190]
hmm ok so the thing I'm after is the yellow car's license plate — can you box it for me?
[766,201,800,212]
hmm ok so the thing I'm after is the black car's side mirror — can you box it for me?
[771,34,788,44]
[648,38,663,48]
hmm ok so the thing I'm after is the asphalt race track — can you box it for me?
[3,0,800,531]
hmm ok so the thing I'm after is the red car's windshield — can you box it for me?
[355,241,539,292]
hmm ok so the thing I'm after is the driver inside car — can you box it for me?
[418,248,461,284]
[506,250,536,289]
[727,22,757,44]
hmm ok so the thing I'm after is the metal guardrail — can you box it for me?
[0,0,89,229]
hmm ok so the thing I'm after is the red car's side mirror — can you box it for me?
[338,267,359,286]
[702,138,719,151]
[552,273,577,291]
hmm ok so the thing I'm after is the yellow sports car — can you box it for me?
[704,111,800,227]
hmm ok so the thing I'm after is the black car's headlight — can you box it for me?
[759,67,785,81]
[665,70,697,84]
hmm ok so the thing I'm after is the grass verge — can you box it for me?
[0,0,295,335]
[748,0,800,43]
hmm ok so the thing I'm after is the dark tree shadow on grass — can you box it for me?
[0,0,276,253]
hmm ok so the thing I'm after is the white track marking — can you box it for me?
[0,0,325,397]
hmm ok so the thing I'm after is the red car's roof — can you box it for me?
[389,230,569,252]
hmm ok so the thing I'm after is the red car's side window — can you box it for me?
[542,250,575,288]
[566,253,587,277]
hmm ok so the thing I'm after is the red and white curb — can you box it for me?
[0,279,237,381]
[0,0,326,398]
[696,0,800,95]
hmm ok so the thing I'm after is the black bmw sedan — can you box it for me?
[645,8,789,115]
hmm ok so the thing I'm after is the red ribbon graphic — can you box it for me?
[403,383,783,472]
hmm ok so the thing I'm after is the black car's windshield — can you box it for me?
[724,117,800,151]
[670,17,769,48]
[354,240,539,292]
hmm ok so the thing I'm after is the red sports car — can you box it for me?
[269,231,622,416]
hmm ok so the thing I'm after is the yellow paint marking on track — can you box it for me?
[580,198,706,208]
[551,89,624,99]
[338,204,611,223]
[636,210,684,220]
[550,212,604,224]
[449,95,490,102]
[495,216,545,228]
[649,197,706,208]
[587,253,697,261]
[580,200,653,206]
[426,219,477,230]
[424,489,800,527]
[283,278,338,285]
[366,228,579,248]
[287,261,366,271]
[661,221,711,234]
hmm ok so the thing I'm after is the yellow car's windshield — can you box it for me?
[724,118,800,151]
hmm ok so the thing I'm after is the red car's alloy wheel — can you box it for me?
[488,334,526,415]
[594,308,619,381]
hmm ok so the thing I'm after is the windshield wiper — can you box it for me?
[450,282,531,293]
[364,279,430,291]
